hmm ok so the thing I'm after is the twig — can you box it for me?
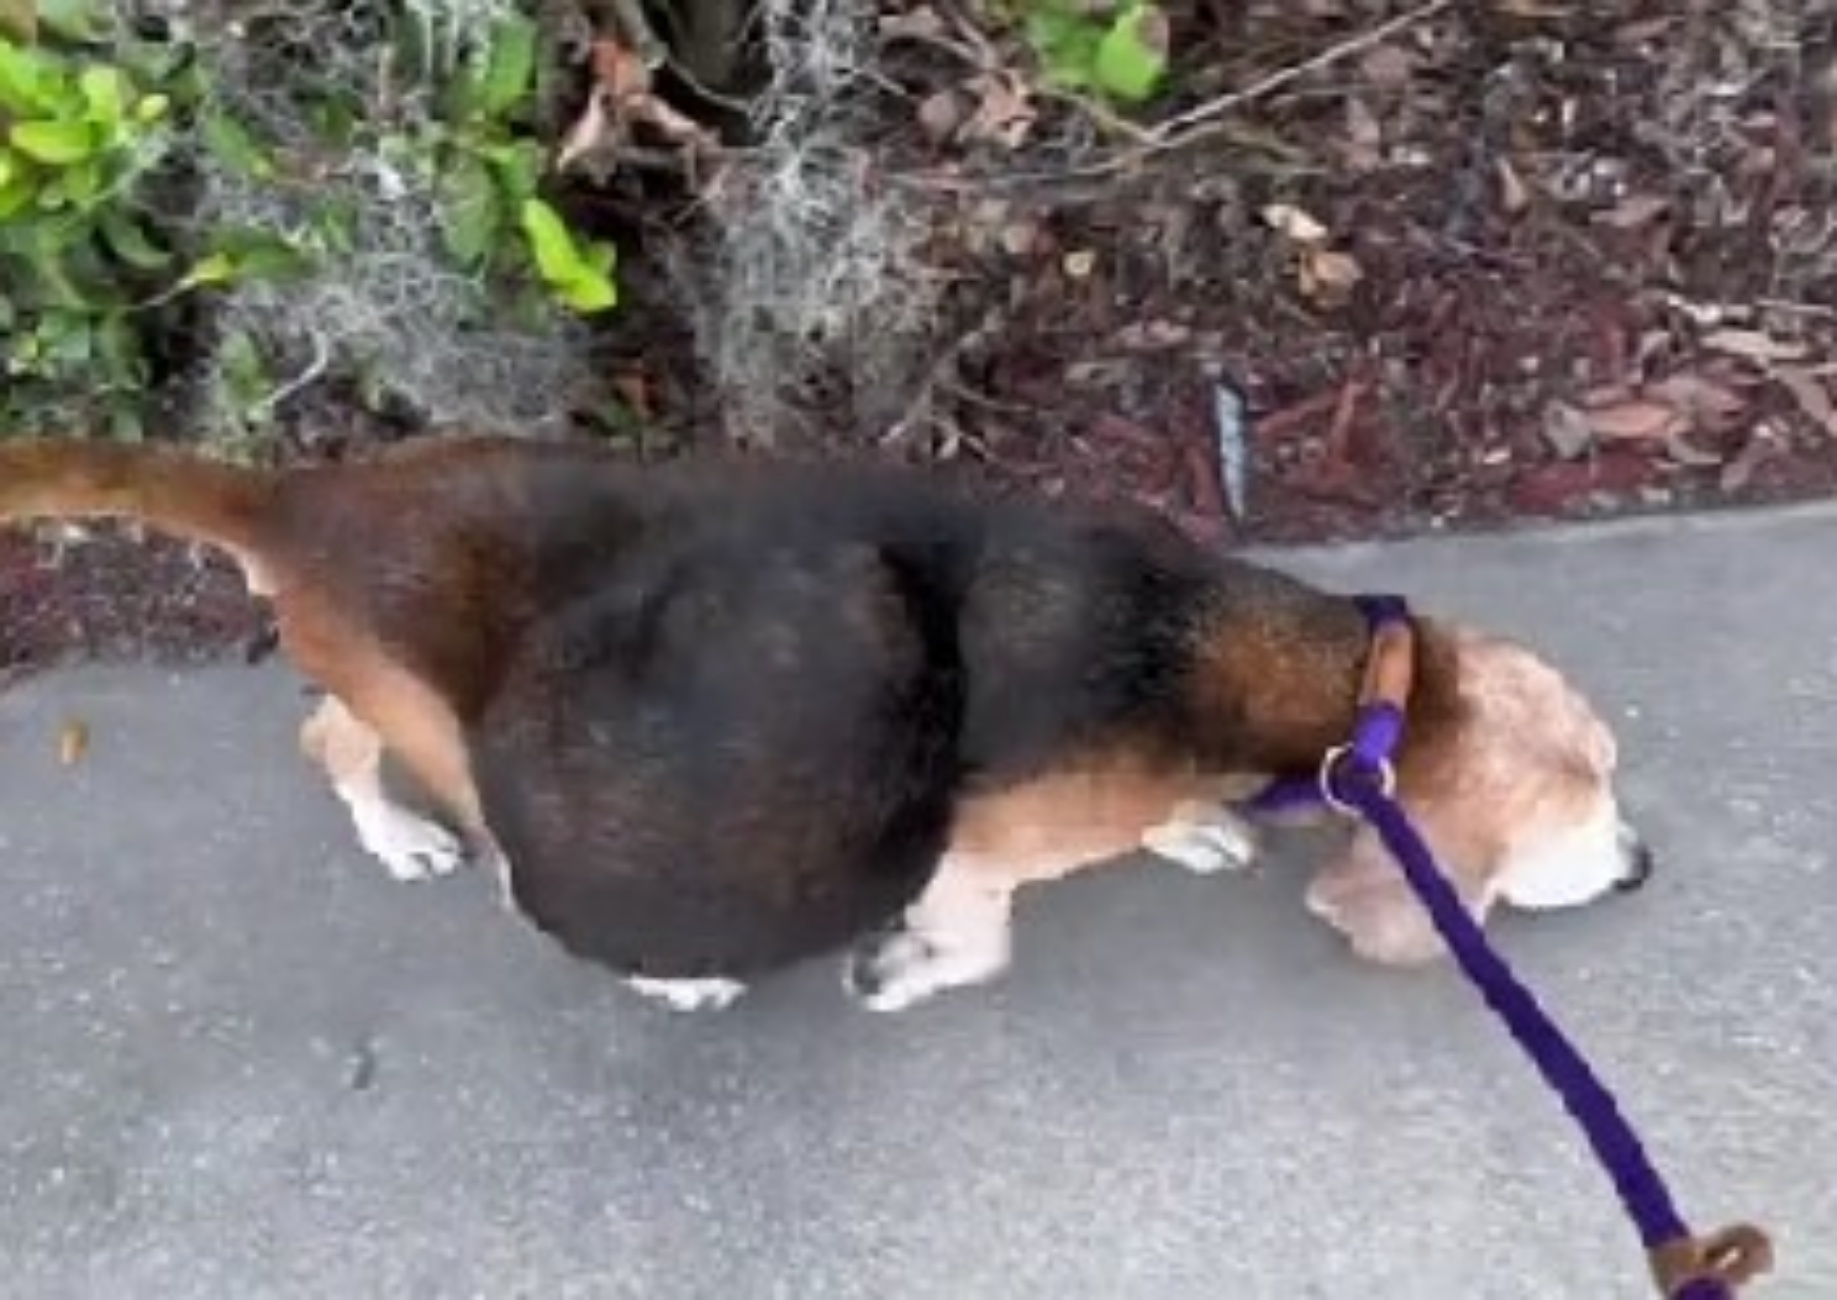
[1151,0,1453,144]
[881,307,1004,445]
[893,0,1455,192]
[881,9,1155,145]
[607,0,670,70]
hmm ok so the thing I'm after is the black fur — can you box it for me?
[460,456,1336,980]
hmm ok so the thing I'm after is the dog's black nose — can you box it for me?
[1614,837,1656,894]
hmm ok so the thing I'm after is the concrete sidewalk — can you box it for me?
[2,506,1833,1300]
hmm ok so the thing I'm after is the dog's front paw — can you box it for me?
[351,803,466,881]
[1141,804,1258,875]
[1305,861,1451,968]
[843,924,1010,1014]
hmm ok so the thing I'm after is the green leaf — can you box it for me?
[309,196,360,255]
[58,158,103,206]
[438,156,501,266]
[37,0,111,42]
[1025,5,1101,90]
[0,175,30,220]
[481,138,541,204]
[38,310,94,368]
[178,250,237,289]
[200,110,273,179]
[477,15,537,118]
[210,229,315,284]
[78,65,128,128]
[217,329,269,410]
[1093,3,1169,103]
[10,119,98,165]
[98,207,171,270]
[556,264,618,314]
[92,311,144,385]
[0,41,57,114]
[519,196,587,285]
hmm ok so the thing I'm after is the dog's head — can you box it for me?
[1305,619,1651,966]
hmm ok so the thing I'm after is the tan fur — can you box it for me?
[946,750,1263,889]
[1301,623,1624,964]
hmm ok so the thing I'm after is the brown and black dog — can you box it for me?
[0,434,1651,1012]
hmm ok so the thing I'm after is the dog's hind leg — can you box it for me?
[299,695,467,882]
[844,859,1015,1013]
[624,977,747,1013]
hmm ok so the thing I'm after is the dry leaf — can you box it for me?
[559,37,721,179]
[592,37,652,98]
[998,219,1042,257]
[1661,430,1722,466]
[879,5,948,41]
[1542,401,1594,458]
[556,88,616,172]
[917,88,967,144]
[1345,96,1382,147]
[1596,192,1671,229]
[1644,372,1747,429]
[1359,44,1416,89]
[1583,399,1685,442]
[58,719,89,767]
[962,72,1036,151]
[1774,365,1837,437]
[1301,247,1364,297]
[1700,328,1809,364]
[611,369,655,422]
[1339,98,1383,172]
[1496,157,1530,213]
[1262,203,1329,244]
[1719,427,1778,492]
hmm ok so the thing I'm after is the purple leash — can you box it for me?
[1246,595,1770,1300]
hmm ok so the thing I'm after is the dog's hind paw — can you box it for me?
[843,925,1010,1013]
[352,803,466,882]
[625,976,746,1013]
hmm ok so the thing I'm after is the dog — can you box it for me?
[0,434,1653,1012]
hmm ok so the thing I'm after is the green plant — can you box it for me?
[407,8,617,315]
[0,32,176,437]
[0,21,310,439]
[1023,0,1170,105]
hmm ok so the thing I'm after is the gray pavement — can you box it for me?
[3,505,1835,1300]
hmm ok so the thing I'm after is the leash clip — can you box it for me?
[1316,739,1396,817]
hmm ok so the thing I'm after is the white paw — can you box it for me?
[625,976,747,1012]
[1142,808,1257,875]
[351,802,466,881]
[844,926,1011,1014]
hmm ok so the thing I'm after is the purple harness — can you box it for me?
[1244,595,1769,1300]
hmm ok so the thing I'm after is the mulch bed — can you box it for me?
[5,0,1835,673]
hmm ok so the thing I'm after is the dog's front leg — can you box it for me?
[844,859,1016,1013]
[1139,800,1260,875]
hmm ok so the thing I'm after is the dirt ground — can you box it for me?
[5,0,1836,672]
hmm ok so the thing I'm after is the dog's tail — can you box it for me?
[0,438,276,560]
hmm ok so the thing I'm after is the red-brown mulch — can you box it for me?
[5,0,1835,672]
